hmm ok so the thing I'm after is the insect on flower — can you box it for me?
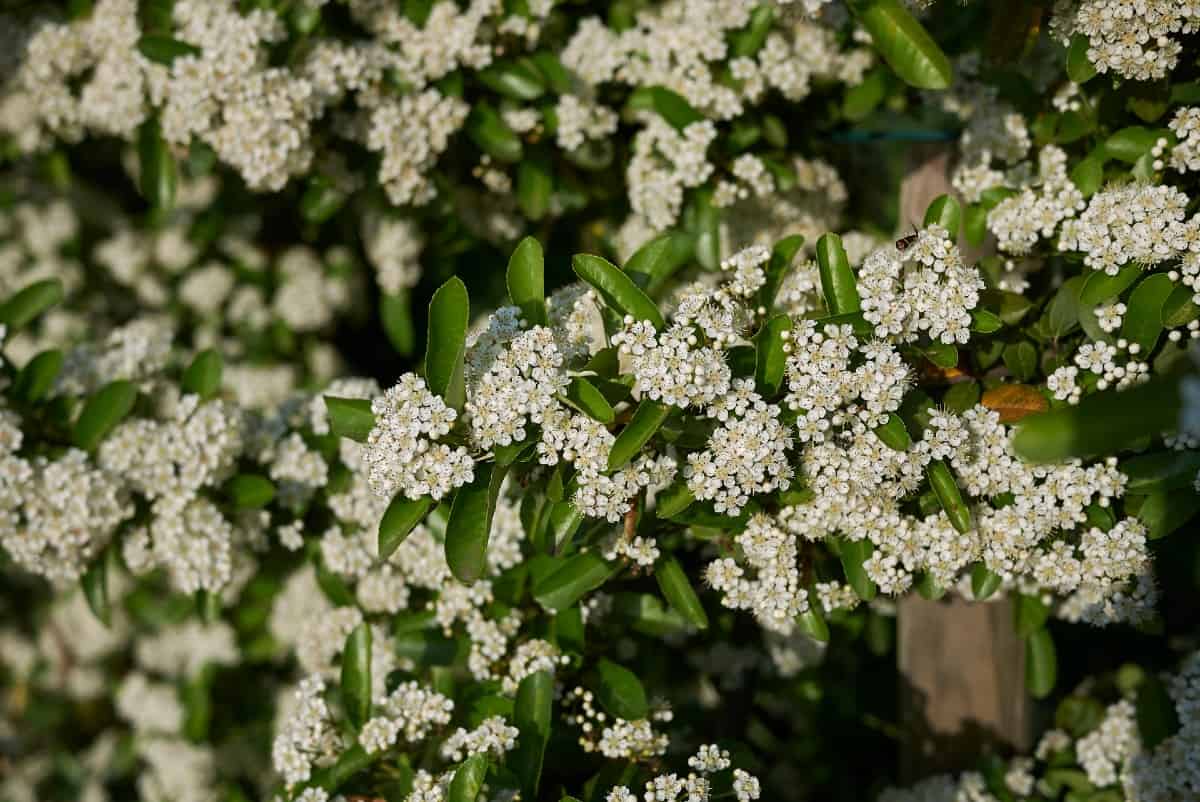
[895,225,920,252]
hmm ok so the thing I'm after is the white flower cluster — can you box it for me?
[362,374,474,502]
[1169,107,1200,173]
[271,675,342,787]
[1059,0,1199,81]
[466,326,569,450]
[986,146,1085,255]
[706,513,810,634]
[358,681,455,755]
[857,225,984,345]
[1060,184,1197,275]
[613,320,732,408]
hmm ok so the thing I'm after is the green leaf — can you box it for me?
[11,348,64,404]
[648,86,704,130]
[1069,154,1105,197]
[759,234,805,309]
[196,589,220,624]
[964,203,989,246]
[533,552,616,612]
[816,233,861,316]
[655,556,708,629]
[341,623,372,730]
[1122,274,1174,352]
[300,175,346,224]
[530,51,572,94]
[426,277,470,409]
[594,659,648,720]
[73,380,138,451]
[479,58,546,101]
[466,103,523,162]
[548,501,585,552]
[1025,628,1057,699]
[971,563,1001,600]
[874,413,912,451]
[1137,488,1200,540]
[446,462,509,584]
[655,480,694,519]
[448,755,489,802]
[137,117,176,212]
[691,190,721,271]
[1042,277,1082,339]
[970,308,1002,334]
[795,604,830,642]
[1066,33,1097,84]
[1161,285,1200,328]
[915,572,946,601]
[379,495,434,560]
[924,341,959,369]
[928,460,972,533]
[1136,674,1181,749]
[729,4,774,57]
[848,0,952,90]
[607,400,672,472]
[573,254,665,330]
[1121,450,1200,493]
[324,396,376,442]
[1105,126,1163,164]
[512,671,553,800]
[943,380,980,413]
[517,154,553,223]
[137,34,201,65]
[624,232,694,296]
[81,546,113,627]
[1013,593,1049,638]
[310,744,374,793]
[381,291,416,357]
[507,236,547,326]
[0,278,65,331]
[564,377,615,424]
[1002,341,1038,382]
[839,538,877,601]
[754,314,791,397]
[182,349,222,399]
[1079,265,1142,306]
[843,65,889,121]
[225,474,276,510]
[923,194,962,238]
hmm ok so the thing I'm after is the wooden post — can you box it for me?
[896,145,1030,781]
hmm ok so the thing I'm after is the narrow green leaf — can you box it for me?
[874,413,912,451]
[624,232,694,296]
[182,349,222,399]
[1121,451,1200,493]
[848,0,952,90]
[426,277,470,409]
[927,459,972,533]
[137,34,201,65]
[341,623,372,730]
[649,86,704,130]
[11,349,64,404]
[517,154,553,223]
[1013,593,1049,638]
[1079,265,1142,306]
[512,670,553,799]
[533,552,616,612]
[137,117,176,212]
[795,603,830,642]
[445,462,508,584]
[607,400,672,472]
[81,546,113,627]
[943,380,980,413]
[0,278,65,331]
[564,377,615,424]
[379,495,434,560]
[971,563,1002,600]
[915,572,946,601]
[1105,126,1163,164]
[73,380,138,451]
[1066,33,1097,84]
[964,203,989,246]
[573,254,664,330]
[729,4,774,57]
[1026,628,1057,699]
[381,291,415,357]
[548,500,585,552]
[692,190,721,271]
[923,194,961,238]
[196,589,220,624]
[816,233,861,316]
[507,236,547,326]
[1122,273,1174,352]
[839,538,877,601]
[754,314,791,397]
[324,396,376,442]
[1070,154,1105,197]
[759,234,805,309]
[1137,488,1200,540]
[1136,674,1181,749]
[594,658,648,720]
[466,103,523,163]
[843,65,889,121]
[655,556,708,629]
[1043,277,1082,339]
[300,175,346,224]
[1162,284,1200,328]
[479,58,546,101]
[655,480,694,519]
[225,474,275,510]
[448,755,489,802]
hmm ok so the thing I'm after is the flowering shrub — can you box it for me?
[2,1,1200,802]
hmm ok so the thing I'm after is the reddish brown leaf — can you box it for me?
[981,383,1048,423]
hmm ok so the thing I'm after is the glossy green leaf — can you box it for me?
[943,381,980,413]
[1122,274,1174,352]
[980,288,1034,326]
[137,34,200,65]
[479,58,546,100]
[1069,154,1105,197]
[137,118,176,212]
[816,233,861,316]
[839,538,877,601]
[655,480,694,519]
[928,459,972,533]
[448,755,489,802]
[73,380,138,451]
[971,563,1001,600]
[924,341,959,369]
[1121,451,1200,493]
[548,500,584,552]
[607,400,672,472]
[923,194,961,237]
[1105,126,1163,164]
[970,308,1002,334]
[915,572,946,601]
[0,278,65,331]
[754,314,791,397]
[341,622,372,730]
[1137,488,1200,540]
[795,603,830,642]
[624,232,694,296]
[874,413,912,451]
[655,556,708,629]
[517,154,553,223]
[446,462,509,584]
[426,277,470,409]
[759,234,805,309]
[848,0,952,90]
[964,203,989,247]
[529,51,572,94]
[1013,593,1050,638]
[692,190,721,271]
[300,175,346,223]
[379,495,434,560]
[573,253,664,330]
[81,546,113,627]
[324,396,375,442]
[564,377,615,424]
[1136,674,1181,749]
[1026,628,1057,699]
[182,349,222,399]
[649,86,704,130]
[1161,284,1200,328]
[381,290,416,357]
[466,103,523,162]
[507,236,547,326]
[512,670,553,799]
[843,65,889,121]
[1066,33,1097,84]
[594,658,648,720]
[533,552,616,612]
[1002,341,1038,381]
[11,348,64,404]
[1079,265,1142,306]
[225,474,275,510]
[729,4,774,57]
